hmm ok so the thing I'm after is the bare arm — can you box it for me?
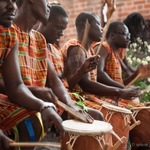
[46,58,75,107]
[64,46,99,90]
[2,42,44,111]
[64,46,85,90]
[65,46,141,100]
[65,46,121,96]
[0,76,56,104]
[2,42,63,133]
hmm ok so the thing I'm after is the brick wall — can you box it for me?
[49,0,150,46]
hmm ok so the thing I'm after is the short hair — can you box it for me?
[106,21,124,39]
[16,0,23,8]
[75,12,97,31]
[49,4,68,20]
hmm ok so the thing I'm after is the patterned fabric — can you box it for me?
[91,42,127,60]
[62,39,97,92]
[91,41,143,108]
[0,25,17,78]
[0,94,36,132]
[47,43,68,115]
[48,44,64,75]
[14,24,48,87]
[0,25,39,133]
[90,42,126,82]
[47,43,68,88]
[47,42,103,111]
[102,41,123,84]
[61,39,113,109]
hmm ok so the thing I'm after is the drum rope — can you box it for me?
[132,110,140,118]
[105,110,115,122]
[93,135,106,150]
[66,133,108,150]
[122,114,130,130]
[66,134,80,150]
[131,108,150,121]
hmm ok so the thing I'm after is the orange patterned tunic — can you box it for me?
[0,25,36,132]
[61,39,110,109]
[103,41,123,84]
[91,41,142,107]
[14,24,48,87]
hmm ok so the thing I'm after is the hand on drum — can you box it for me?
[68,104,94,123]
[119,86,141,100]
[41,106,64,136]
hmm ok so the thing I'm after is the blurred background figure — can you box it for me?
[101,0,116,27]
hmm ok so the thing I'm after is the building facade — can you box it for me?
[49,0,150,46]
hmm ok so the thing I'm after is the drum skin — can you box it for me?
[130,108,150,150]
[61,120,113,150]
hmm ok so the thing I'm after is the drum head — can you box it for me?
[131,106,150,110]
[102,104,132,114]
[62,120,112,135]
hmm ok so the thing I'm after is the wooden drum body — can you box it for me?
[61,120,122,150]
[130,106,150,150]
[100,104,132,150]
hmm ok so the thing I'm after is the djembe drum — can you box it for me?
[130,106,150,150]
[100,104,138,150]
[61,119,126,150]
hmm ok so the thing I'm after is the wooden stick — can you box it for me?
[126,73,141,88]
[81,19,90,48]
[95,0,117,57]
[95,21,110,56]
[9,142,61,148]
[95,10,115,57]
[55,99,94,123]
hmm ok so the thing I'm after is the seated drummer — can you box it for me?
[60,12,141,109]
[38,4,104,121]
[91,21,149,107]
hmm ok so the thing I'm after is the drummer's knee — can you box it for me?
[87,108,104,121]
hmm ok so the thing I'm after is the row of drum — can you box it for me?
[61,104,150,150]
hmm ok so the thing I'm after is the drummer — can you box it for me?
[91,21,149,108]
[38,8,140,150]
[60,12,140,108]
[38,4,104,121]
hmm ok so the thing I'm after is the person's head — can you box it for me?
[16,0,50,25]
[38,4,68,44]
[106,21,130,48]
[123,12,146,42]
[75,12,103,42]
[0,0,17,27]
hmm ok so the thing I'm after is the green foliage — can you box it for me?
[127,37,150,103]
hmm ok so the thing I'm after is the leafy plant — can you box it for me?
[126,37,150,103]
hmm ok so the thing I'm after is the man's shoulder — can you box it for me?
[0,24,17,35]
[0,25,18,47]
[31,29,46,40]
[61,39,82,50]
[65,39,80,45]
